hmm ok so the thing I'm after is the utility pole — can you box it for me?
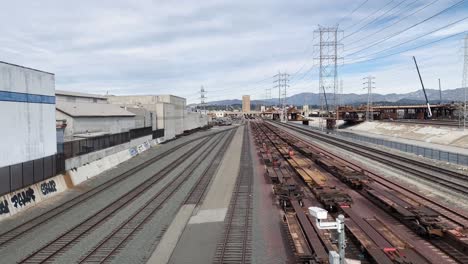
[200,86,207,115]
[274,71,282,108]
[363,76,375,122]
[463,35,468,130]
[274,72,289,122]
[282,73,289,122]
[314,25,343,130]
[438,78,442,104]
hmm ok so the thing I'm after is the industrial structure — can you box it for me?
[0,61,209,216]
[1,3,468,264]
[242,95,251,112]
[0,62,61,197]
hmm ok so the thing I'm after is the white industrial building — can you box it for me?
[107,94,206,140]
[0,61,59,196]
[56,90,107,104]
[56,101,137,140]
[0,62,56,167]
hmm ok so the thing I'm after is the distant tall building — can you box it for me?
[242,95,251,112]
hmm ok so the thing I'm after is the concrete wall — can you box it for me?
[106,95,158,105]
[184,112,208,131]
[73,116,136,135]
[65,134,152,170]
[0,63,56,167]
[56,94,107,104]
[126,107,152,129]
[158,95,186,135]
[107,95,186,136]
[0,174,68,221]
[157,102,176,140]
[56,110,136,139]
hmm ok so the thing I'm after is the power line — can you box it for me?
[350,16,468,61]
[344,30,467,66]
[344,0,407,40]
[343,0,395,31]
[336,0,370,26]
[344,0,423,47]
[345,0,465,58]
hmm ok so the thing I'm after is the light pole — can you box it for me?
[309,207,346,264]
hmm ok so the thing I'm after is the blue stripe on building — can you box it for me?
[0,91,55,104]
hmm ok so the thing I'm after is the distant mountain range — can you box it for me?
[197,87,466,107]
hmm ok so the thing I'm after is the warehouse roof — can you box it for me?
[56,101,136,117]
[0,61,54,75]
[56,90,107,100]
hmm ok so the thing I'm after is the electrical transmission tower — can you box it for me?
[363,76,376,122]
[463,35,468,130]
[314,25,343,129]
[273,72,289,122]
[200,86,207,114]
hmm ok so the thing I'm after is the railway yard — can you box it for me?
[0,118,467,264]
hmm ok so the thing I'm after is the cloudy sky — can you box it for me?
[0,0,467,104]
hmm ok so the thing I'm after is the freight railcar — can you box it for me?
[366,189,443,237]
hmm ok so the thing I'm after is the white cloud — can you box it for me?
[0,0,465,104]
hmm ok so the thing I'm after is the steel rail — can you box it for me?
[78,129,236,263]
[18,134,220,263]
[213,124,253,264]
[0,127,236,249]
[272,121,468,225]
[273,122,468,195]
[268,121,468,263]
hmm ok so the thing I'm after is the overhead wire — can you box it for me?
[344,0,430,50]
[350,16,468,61]
[344,30,467,66]
[344,0,464,58]
[344,0,407,39]
[343,0,395,31]
[336,0,370,26]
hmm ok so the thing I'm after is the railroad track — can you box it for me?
[0,127,235,249]
[273,121,468,196]
[18,131,230,263]
[213,124,253,264]
[184,130,236,205]
[267,121,468,263]
[272,121,468,227]
[77,129,237,263]
[261,121,467,263]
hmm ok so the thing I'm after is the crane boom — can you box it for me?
[413,56,432,118]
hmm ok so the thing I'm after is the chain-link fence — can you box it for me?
[290,122,468,166]
[337,131,468,166]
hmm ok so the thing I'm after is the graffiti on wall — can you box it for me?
[40,180,57,196]
[129,147,138,157]
[11,188,36,209]
[0,199,9,215]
